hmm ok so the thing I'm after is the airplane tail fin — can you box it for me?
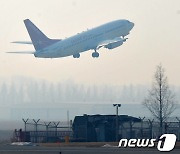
[24,19,60,51]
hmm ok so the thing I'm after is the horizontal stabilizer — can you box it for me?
[6,51,35,54]
[11,41,32,44]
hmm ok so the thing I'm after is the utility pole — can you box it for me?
[113,104,121,142]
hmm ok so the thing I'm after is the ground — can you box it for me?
[0,142,179,154]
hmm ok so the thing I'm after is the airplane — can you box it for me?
[9,19,134,58]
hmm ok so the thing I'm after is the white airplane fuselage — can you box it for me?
[34,20,134,58]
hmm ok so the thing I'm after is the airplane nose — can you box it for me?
[130,22,134,28]
[34,52,38,57]
[129,22,134,30]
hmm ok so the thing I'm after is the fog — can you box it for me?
[0,77,179,125]
[0,77,149,105]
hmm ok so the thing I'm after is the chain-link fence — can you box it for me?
[13,119,72,143]
[119,117,180,141]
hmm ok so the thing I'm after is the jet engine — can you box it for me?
[104,40,124,49]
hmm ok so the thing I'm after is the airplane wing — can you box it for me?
[6,51,35,54]
[97,37,128,50]
[11,41,33,44]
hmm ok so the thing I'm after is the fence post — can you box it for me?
[176,117,180,141]
[44,122,51,143]
[33,119,40,143]
[53,122,60,142]
[139,117,145,138]
[129,120,134,139]
[22,118,29,141]
[148,119,154,139]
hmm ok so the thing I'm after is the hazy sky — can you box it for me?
[0,0,180,86]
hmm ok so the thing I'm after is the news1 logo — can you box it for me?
[118,134,176,151]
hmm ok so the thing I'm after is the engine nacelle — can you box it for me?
[105,40,124,49]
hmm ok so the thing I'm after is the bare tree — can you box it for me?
[143,64,176,134]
